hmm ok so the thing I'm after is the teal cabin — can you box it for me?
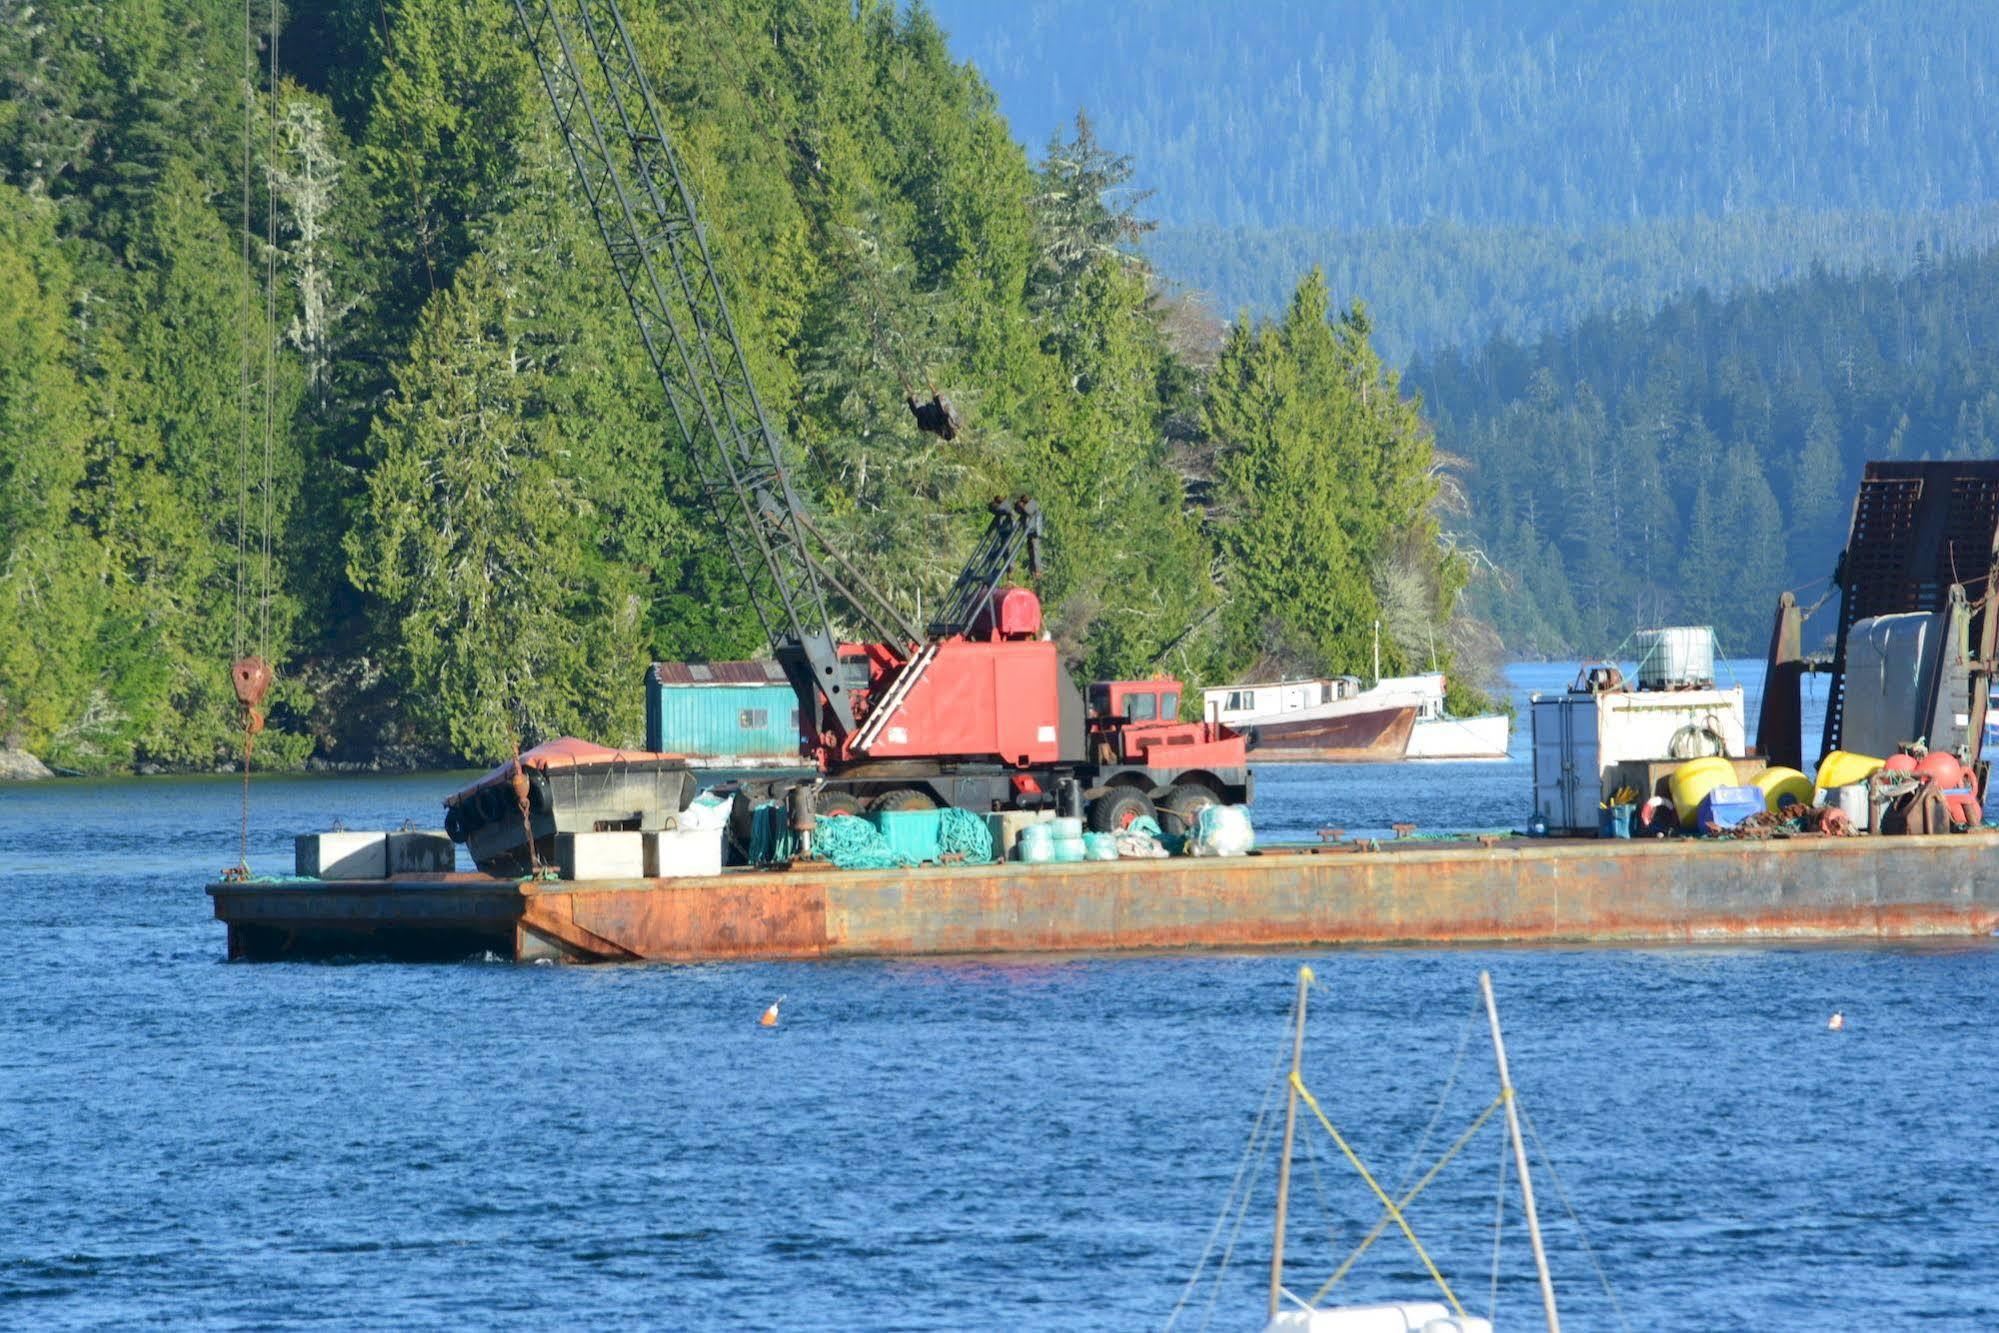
[645,661,804,767]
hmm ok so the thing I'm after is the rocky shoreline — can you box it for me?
[0,748,54,781]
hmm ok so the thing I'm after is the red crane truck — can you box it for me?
[507,0,1250,836]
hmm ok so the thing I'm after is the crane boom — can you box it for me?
[511,0,921,733]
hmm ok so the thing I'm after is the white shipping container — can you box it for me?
[1531,687,1746,834]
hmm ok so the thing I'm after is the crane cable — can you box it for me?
[226,0,279,878]
[669,1,961,440]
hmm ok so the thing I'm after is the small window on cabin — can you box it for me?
[1161,691,1179,719]
[1226,690,1249,710]
[739,708,768,729]
[1125,692,1157,722]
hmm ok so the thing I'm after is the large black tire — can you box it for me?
[474,783,512,826]
[1156,783,1220,838]
[1087,787,1157,833]
[815,788,865,818]
[525,769,553,813]
[867,787,938,814]
[443,803,468,843]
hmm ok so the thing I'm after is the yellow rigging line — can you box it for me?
[1288,1070,1469,1319]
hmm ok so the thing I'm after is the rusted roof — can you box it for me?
[649,659,789,686]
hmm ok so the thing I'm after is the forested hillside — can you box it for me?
[1410,250,1999,657]
[932,0,1999,356]
[0,0,1468,773]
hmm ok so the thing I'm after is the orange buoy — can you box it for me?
[1828,1011,1845,1031]
[759,996,784,1027]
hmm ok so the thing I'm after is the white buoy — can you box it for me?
[1828,1011,1845,1031]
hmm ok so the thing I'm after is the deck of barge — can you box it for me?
[208,832,1999,963]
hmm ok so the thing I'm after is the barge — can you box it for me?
[209,831,1999,963]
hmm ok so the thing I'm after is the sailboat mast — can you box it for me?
[1268,965,1313,1319]
[1481,970,1561,1332]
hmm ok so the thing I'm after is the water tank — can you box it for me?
[1634,626,1716,690]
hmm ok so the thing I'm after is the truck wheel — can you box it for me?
[1156,784,1219,837]
[815,788,865,818]
[868,787,937,813]
[1087,787,1157,833]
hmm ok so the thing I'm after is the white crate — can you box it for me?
[296,832,386,879]
[556,832,646,880]
[645,828,723,878]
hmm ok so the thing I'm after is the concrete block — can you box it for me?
[986,810,1054,861]
[644,827,724,878]
[386,830,455,874]
[296,832,386,880]
[557,831,645,880]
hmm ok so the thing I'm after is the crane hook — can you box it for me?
[907,392,963,441]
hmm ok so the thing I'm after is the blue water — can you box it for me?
[5,663,1997,1329]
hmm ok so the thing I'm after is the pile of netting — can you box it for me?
[813,814,914,869]
[938,807,994,863]
[743,802,797,864]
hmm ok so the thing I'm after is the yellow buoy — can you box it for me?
[1669,756,1737,828]
[1753,766,1814,814]
[1816,750,1884,790]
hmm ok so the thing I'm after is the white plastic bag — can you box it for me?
[1190,804,1255,857]
[678,790,731,832]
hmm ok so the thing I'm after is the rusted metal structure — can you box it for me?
[210,833,1999,963]
[1759,460,1999,772]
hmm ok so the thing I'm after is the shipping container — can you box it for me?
[1531,684,1746,834]
[645,661,805,767]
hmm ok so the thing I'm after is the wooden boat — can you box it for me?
[1200,673,1509,762]
[1202,677,1419,761]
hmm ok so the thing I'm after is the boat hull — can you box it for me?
[1405,712,1511,760]
[210,830,1999,963]
[1237,704,1415,762]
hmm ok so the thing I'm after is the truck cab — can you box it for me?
[1081,675,1253,833]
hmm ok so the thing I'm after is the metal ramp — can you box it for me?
[1817,462,1999,763]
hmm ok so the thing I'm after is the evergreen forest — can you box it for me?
[1410,250,1999,659]
[0,0,1467,772]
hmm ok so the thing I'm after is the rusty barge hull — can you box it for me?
[208,832,1999,964]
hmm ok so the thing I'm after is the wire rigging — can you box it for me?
[1520,1100,1631,1332]
[669,0,961,440]
[1163,1024,1291,1332]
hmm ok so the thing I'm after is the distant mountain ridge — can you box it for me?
[929,0,1999,232]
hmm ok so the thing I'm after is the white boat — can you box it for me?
[1395,674,1513,761]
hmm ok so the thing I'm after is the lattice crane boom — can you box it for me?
[512,0,922,734]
